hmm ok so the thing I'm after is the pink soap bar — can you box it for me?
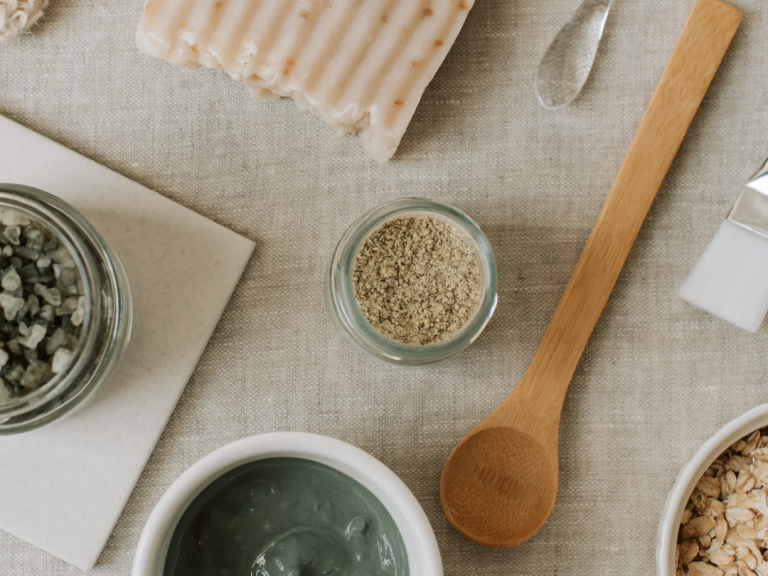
[136,0,474,162]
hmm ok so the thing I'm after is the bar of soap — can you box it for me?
[136,0,474,162]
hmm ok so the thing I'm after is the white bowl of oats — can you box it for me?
[658,404,768,576]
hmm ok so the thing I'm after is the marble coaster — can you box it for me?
[0,116,255,570]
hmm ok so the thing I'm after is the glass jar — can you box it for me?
[0,184,132,434]
[326,198,497,365]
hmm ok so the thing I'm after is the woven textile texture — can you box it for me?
[1,0,767,574]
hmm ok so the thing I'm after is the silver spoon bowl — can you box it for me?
[535,0,614,110]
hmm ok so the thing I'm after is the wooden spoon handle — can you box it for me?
[505,0,742,432]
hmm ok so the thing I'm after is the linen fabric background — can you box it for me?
[1,0,767,574]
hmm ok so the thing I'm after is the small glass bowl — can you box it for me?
[0,184,133,434]
[325,198,497,365]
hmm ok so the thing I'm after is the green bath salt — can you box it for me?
[164,458,409,576]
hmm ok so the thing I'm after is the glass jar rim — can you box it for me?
[328,197,497,365]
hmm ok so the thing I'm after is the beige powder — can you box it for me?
[352,215,481,345]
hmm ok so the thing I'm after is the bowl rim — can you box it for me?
[656,403,768,576]
[132,431,443,576]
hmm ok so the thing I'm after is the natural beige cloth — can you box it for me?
[1,0,768,574]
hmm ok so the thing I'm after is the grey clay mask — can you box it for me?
[164,458,409,576]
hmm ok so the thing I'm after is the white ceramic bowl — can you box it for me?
[133,432,443,576]
[657,403,768,576]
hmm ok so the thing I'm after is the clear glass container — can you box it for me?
[326,198,497,365]
[0,184,132,434]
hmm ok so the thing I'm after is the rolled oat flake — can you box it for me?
[352,215,481,345]
[677,427,768,576]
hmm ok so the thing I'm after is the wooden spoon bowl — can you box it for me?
[440,427,557,547]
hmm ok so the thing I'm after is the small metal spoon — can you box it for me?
[535,0,614,110]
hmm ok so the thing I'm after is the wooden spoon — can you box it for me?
[440,0,743,548]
